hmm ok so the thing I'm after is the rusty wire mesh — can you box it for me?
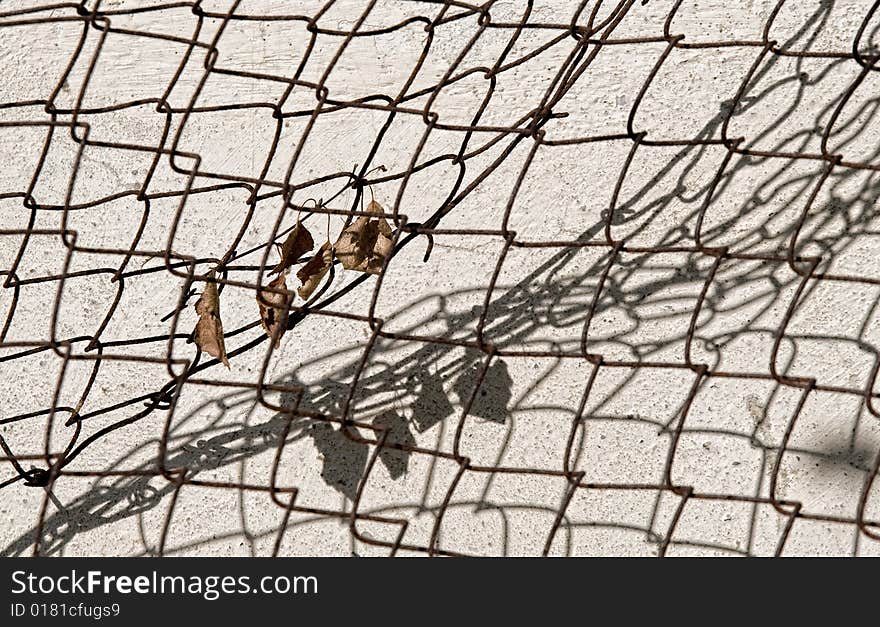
[2,0,880,557]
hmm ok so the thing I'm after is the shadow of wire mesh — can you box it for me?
[2,0,880,556]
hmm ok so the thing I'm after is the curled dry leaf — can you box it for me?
[193,274,229,368]
[333,200,394,275]
[258,273,290,347]
[297,241,333,300]
[270,220,314,275]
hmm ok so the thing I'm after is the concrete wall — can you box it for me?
[1,0,880,556]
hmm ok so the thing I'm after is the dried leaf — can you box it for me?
[193,275,229,368]
[296,241,333,300]
[270,221,314,275]
[258,273,290,347]
[333,200,394,275]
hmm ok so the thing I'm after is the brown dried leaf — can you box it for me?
[296,241,333,300]
[257,273,290,347]
[333,200,394,275]
[270,221,314,275]
[193,275,229,368]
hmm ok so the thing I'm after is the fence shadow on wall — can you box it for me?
[3,0,880,556]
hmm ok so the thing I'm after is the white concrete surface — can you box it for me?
[1,0,880,556]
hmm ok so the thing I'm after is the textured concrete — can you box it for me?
[1,1,880,556]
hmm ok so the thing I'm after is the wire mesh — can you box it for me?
[2,0,880,556]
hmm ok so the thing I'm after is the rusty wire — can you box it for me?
[2,0,880,557]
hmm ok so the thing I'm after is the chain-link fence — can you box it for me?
[1,0,880,556]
